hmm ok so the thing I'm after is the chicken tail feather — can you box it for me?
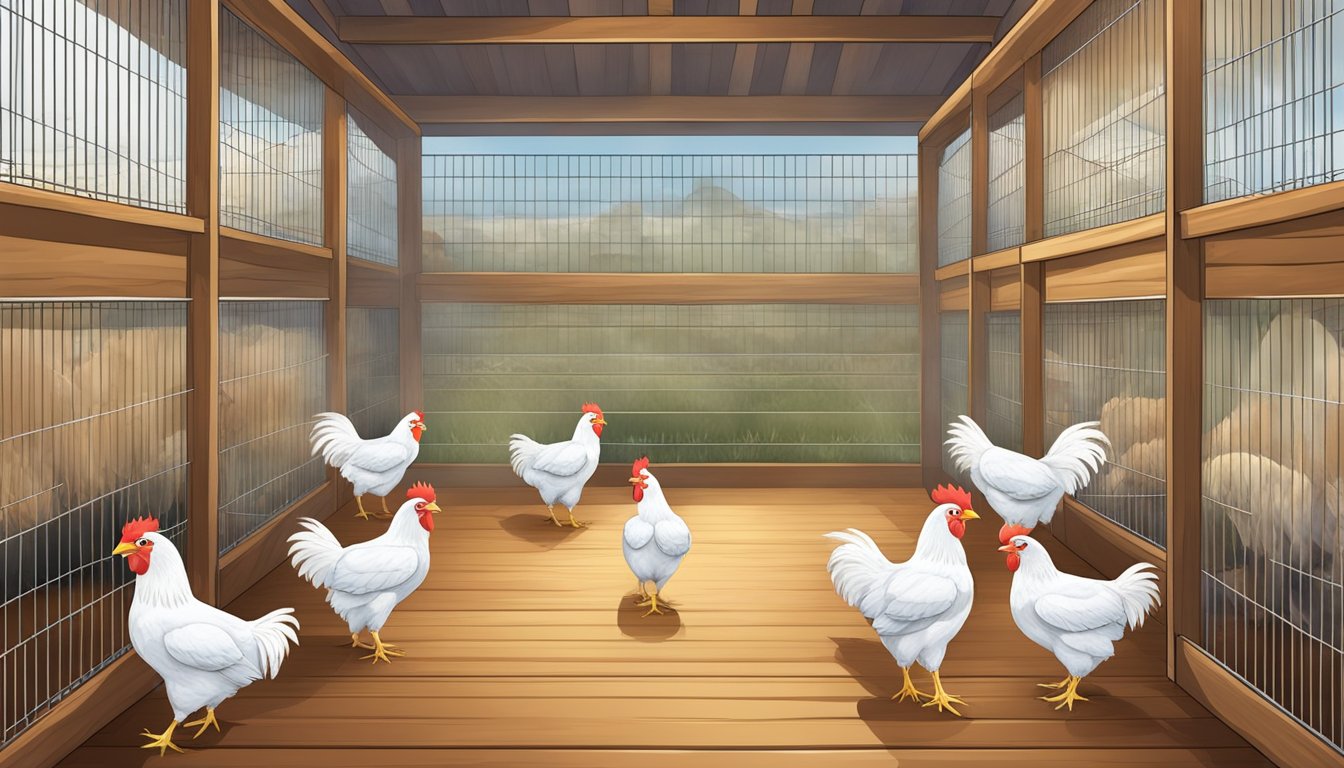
[1040,421,1111,495]
[1112,562,1161,629]
[249,607,300,679]
[287,517,344,588]
[824,528,893,618]
[310,412,362,468]
[507,433,542,478]
[944,415,994,475]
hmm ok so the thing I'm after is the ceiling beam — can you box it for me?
[396,94,943,123]
[339,15,1000,44]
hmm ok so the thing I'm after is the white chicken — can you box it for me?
[1000,534,1160,710]
[946,415,1110,544]
[623,457,692,616]
[825,485,980,716]
[509,403,606,528]
[114,517,300,755]
[311,410,426,519]
[287,482,440,664]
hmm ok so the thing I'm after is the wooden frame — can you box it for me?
[417,273,919,305]
[217,482,337,605]
[1041,240,1166,302]
[413,463,922,490]
[987,268,1021,312]
[1182,177,1344,239]
[972,247,1021,273]
[1050,496,1167,585]
[398,135,424,414]
[396,95,944,125]
[1021,213,1166,263]
[1203,209,1344,298]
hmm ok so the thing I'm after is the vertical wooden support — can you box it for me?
[918,142,942,490]
[324,89,349,507]
[1023,54,1044,244]
[1165,0,1204,681]
[398,136,424,415]
[1021,53,1045,458]
[185,0,221,603]
[967,87,989,430]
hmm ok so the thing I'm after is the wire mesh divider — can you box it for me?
[936,129,972,267]
[346,307,401,440]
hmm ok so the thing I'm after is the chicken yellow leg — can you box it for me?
[1040,675,1089,711]
[139,720,184,755]
[1037,675,1072,690]
[377,496,393,518]
[920,670,966,717]
[350,632,375,650]
[891,667,929,702]
[360,630,407,664]
[636,587,665,617]
[184,707,220,738]
[547,504,562,527]
[354,495,373,520]
[564,507,586,528]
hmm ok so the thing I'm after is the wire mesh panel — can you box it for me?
[421,153,918,273]
[940,310,970,483]
[1205,2,1344,203]
[421,303,919,463]
[1044,300,1166,546]
[346,307,400,440]
[0,0,187,211]
[987,88,1026,252]
[0,301,187,748]
[936,129,972,267]
[986,311,1023,453]
[218,301,326,554]
[220,9,323,245]
[1202,299,1342,754]
[1042,0,1166,237]
[347,107,397,266]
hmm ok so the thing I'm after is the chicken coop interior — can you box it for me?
[1,0,1342,766]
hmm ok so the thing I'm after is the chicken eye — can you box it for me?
[136,538,149,547]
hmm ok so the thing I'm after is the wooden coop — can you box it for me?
[0,1,1340,767]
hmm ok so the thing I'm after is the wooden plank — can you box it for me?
[918,142,943,490]
[338,15,1001,44]
[396,95,943,123]
[971,0,1091,94]
[218,482,336,605]
[1203,210,1344,298]
[413,464,921,489]
[1022,213,1166,263]
[220,226,334,261]
[398,136,424,415]
[417,273,920,304]
[324,88,349,505]
[1023,53,1043,243]
[968,271,991,434]
[1042,239,1166,302]
[917,76,970,142]
[421,121,925,137]
[988,267,1021,311]
[1176,639,1341,768]
[650,43,672,96]
[973,246,1020,272]
[220,236,332,299]
[347,261,401,306]
[938,277,969,311]
[1051,497,1168,587]
[780,42,814,95]
[1181,177,1344,239]
[970,85,989,258]
[0,236,187,298]
[0,183,204,233]
[934,259,971,281]
[1205,259,1344,299]
[1020,260,1044,456]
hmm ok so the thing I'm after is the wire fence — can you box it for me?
[347,107,398,266]
[936,129,972,267]
[986,311,1024,453]
[346,307,401,440]
[987,86,1026,252]
[939,310,970,485]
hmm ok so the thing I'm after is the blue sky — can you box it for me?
[423,135,918,155]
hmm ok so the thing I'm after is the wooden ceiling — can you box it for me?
[288,0,1035,134]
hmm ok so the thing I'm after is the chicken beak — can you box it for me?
[594,418,607,426]
[962,509,980,521]
[996,544,1015,553]
[627,477,642,485]
[424,502,442,513]
[112,542,137,557]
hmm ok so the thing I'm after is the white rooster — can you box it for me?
[1000,534,1160,710]
[509,403,606,528]
[825,485,980,716]
[287,482,440,664]
[946,415,1110,544]
[623,457,692,616]
[114,517,299,755]
[311,410,426,519]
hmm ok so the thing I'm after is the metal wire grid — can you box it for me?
[0,301,188,748]
[987,89,1026,252]
[346,307,400,440]
[219,8,324,246]
[985,311,1024,454]
[1043,299,1167,547]
[217,301,326,554]
[939,310,971,484]
[420,153,919,273]
[935,129,972,267]
[1204,1,1344,203]
[1202,299,1343,754]
[1042,0,1166,237]
[346,107,398,267]
[420,303,920,464]
[0,0,187,212]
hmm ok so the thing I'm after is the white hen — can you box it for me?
[1001,534,1160,710]
[311,410,426,519]
[509,403,606,528]
[288,482,440,664]
[825,485,979,716]
[946,415,1110,544]
[115,517,299,755]
[623,457,692,616]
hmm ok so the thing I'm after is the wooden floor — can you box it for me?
[62,487,1270,767]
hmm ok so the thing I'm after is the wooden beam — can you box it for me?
[968,271,990,425]
[1165,0,1203,684]
[398,95,942,124]
[348,260,401,306]
[412,463,922,489]
[1021,213,1165,263]
[987,267,1021,311]
[648,0,674,14]
[918,77,971,142]
[972,246,1020,272]
[324,88,349,507]
[971,0,1091,94]
[417,272,919,305]
[338,15,1000,44]
[1182,176,1344,239]
[918,142,943,490]
[1023,53,1044,243]
[421,121,924,136]
[1019,260,1043,456]
[938,277,970,311]
[1051,497,1168,585]
[220,230,333,299]
[1204,215,1344,298]
[398,136,424,416]
[0,183,204,233]
[1042,239,1167,302]
[219,226,334,261]
[933,260,971,282]
[970,86,989,258]
[218,482,336,605]
[0,236,187,298]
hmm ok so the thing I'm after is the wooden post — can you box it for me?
[185,0,220,603]
[1021,52,1045,458]
[324,89,349,507]
[1165,0,1205,681]
[968,86,989,429]
[918,141,942,490]
[398,136,424,415]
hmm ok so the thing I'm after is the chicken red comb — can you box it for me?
[414,410,425,420]
[120,516,160,543]
[406,481,436,503]
[631,456,650,476]
[581,403,603,418]
[931,484,973,511]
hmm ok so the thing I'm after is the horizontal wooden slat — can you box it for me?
[220,228,333,299]
[221,227,333,261]
[412,464,920,489]
[218,482,335,605]
[1043,239,1166,302]
[1181,177,1344,239]
[988,267,1021,311]
[339,15,1000,44]
[348,261,401,306]
[0,234,187,298]
[1050,497,1167,587]
[0,183,205,233]
[939,277,969,311]
[974,246,1022,272]
[1203,209,1344,298]
[417,272,919,304]
[1022,214,1166,263]
[422,121,926,137]
[917,76,971,142]
[934,260,971,281]
[397,95,943,124]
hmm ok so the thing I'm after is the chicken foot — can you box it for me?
[1040,675,1089,711]
[636,588,665,617]
[139,720,185,755]
[184,707,221,738]
[350,633,375,650]
[355,495,373,520]
[374,496,394,518]
[1037,675,1072,690]
[545,504,587,528]
[360,630,407,664]
[891,667,930,703]
[920,671,966,717]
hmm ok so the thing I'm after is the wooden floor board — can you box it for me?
[61,486,1267,766]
